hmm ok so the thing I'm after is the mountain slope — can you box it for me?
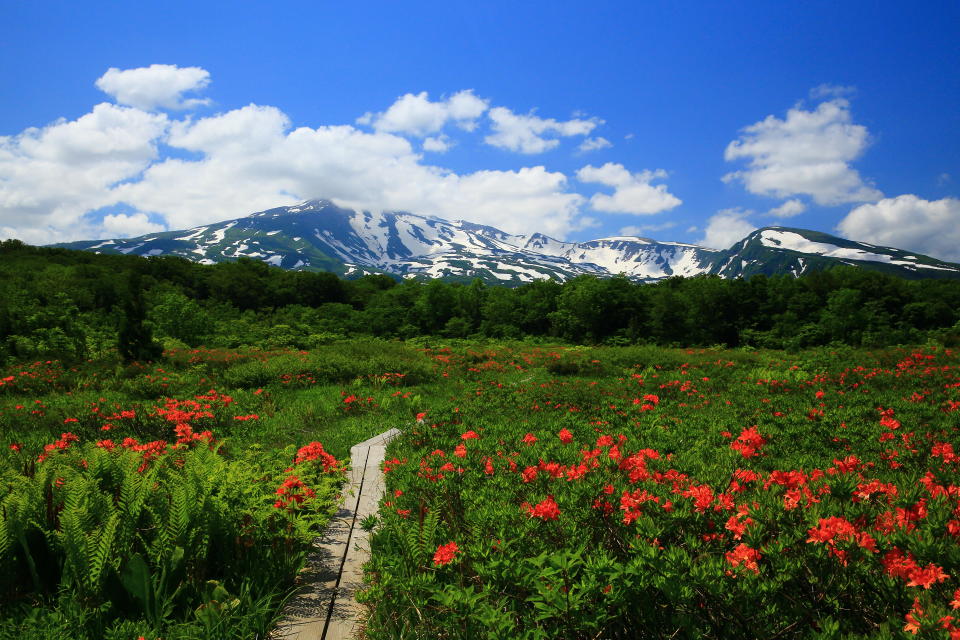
[717,228,960,280]
[52,200,960,283]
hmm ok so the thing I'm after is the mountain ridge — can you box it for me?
[51,199,960,283]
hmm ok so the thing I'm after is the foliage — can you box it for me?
[360,344,960,639]
[3,241,960,367]
[0,381,346,639]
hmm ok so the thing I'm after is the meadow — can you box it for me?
[0,340,957,638]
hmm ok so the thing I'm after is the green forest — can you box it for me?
[2,238,960,365]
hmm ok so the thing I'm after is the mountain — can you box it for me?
[717,227,960,280]
[52,199,960,283]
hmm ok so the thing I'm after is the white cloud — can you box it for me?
[422,135,452,152]
[1,69,639,245]
[699,208,757,250]
[724,97,882,205]
[109,103,586,238]
[0,102,168,243]
[485,107,599,154]
[836,195,960,262]
[618,221,676,237]
[576,162,682,214]
[767,199,806,218]
[577,137,612,153]
[358,90,488,137]
[101,212,165,236]
[95,64,211,111]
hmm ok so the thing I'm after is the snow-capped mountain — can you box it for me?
[717,228,960,279]
[52,200,960,283]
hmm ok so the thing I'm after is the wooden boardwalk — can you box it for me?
[272,428,401,640]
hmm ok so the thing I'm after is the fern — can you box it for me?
[117,452,152,549]
[165,483,189,551]
[87,511,120,592]
[58,479,91,593]
[0,495,14,560]
[419,508,439,562]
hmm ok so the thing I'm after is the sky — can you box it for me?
[2,1,959,260]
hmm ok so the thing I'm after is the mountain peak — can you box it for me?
[51,201,960,284]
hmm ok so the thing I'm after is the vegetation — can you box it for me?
[1,241,959,638]
[360,344,960,639]
[2,240,960,367]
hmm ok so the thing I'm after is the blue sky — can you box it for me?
[2,1,959,259]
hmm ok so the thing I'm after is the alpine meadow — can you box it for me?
[2,2,959,638]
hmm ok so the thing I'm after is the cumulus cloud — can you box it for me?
[577,136,612,153]
[767,199,806,218]
[836,195,960,262]
[576,163,682,215]
[1,69,621,244]
[724,97,882,206]
[422,135,452,152]
[357,90,488,137]
[699,208,757,250]
[0,102,168,242]
[485,107,599,154]
[95,64,211,111]
[108,102,587,238]
[101,212,165,236]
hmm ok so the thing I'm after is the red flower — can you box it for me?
[725,543,761,574]
[273,475,316,509]
[433,541,459,566]
[806,516,857,545]
[294,442,339,472]
[523,495,561,520]
[461,430,479,440]
[558,428,573,444]
[725,515,753,540]
[904,597,924,634]
[521,466,538,483]
[882,547,919,581]
[522,432,538,445]
[906,563,950,589]
[730,426,766,458]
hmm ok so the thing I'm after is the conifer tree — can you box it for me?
[118,271,163,363]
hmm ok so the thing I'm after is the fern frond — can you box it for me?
[0,503,10,560]
[88,511,120,590]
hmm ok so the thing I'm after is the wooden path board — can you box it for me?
[272,428,401,640]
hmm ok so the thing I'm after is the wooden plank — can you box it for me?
[272,428,400,640]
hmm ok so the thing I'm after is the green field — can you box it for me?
[1,341,958,638]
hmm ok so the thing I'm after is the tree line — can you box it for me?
[2,238,959,363]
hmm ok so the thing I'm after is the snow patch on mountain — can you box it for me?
[51,200,960,284]
[759,229,943,269]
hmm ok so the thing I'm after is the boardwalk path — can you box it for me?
[273,428,401,640]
